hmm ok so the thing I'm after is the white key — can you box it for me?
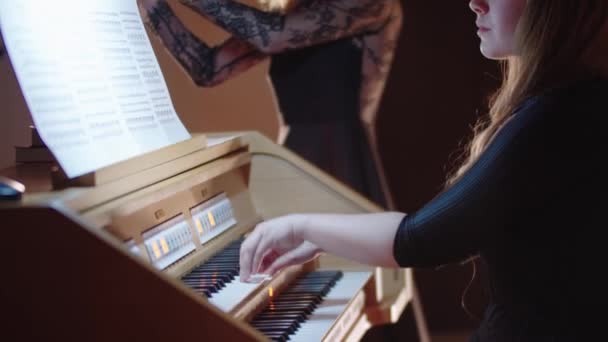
[208,276,264,312]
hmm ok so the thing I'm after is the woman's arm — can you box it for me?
[179,0,394,53]
[240,96,566,280]
[296,212,404,267]
[140,0,266,86]
[239,212,404,281]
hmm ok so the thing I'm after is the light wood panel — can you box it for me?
[149,1,283,142]
[0,132,429,341]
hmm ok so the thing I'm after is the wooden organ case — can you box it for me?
[0,132,422,341]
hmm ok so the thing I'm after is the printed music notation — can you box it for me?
[0,0,191,178]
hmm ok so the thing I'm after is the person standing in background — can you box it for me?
[138,0,402,209]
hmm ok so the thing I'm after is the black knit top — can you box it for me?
[394,76,607,341]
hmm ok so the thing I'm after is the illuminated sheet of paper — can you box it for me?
[0,0,191,178]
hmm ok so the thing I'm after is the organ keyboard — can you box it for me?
[0,132,424,341]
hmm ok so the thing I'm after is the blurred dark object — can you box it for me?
[271,39,388,208]
[0,175,26,201]
[0,29,5,58]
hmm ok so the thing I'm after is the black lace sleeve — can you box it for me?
[178,0,392,53]
[145,1,266,86]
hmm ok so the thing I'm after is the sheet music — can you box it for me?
[0,0,191,178]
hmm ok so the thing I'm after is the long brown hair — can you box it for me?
[450,0,608,184]
[453,1,608,319]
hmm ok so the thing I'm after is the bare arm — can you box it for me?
[179,0,394,53]
[141,0,266,86]
[296,212,404,267]
[239,211,404,281]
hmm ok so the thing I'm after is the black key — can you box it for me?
[266,301,316,309]
[183,274,234,282]
[273,294,322,302]
[186,283,218,293]
[183,276,226,285]
[263,304,315,315]
[250,319,300,328]
[189,287,212,297]
[254,324,297,335]
[254,313,306,323]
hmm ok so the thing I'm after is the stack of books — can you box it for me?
[14,126,55,163]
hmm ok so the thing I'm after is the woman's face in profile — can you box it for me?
[469,0,527,59]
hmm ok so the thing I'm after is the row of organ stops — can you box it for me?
[250,270,343,342]
[180,238,243,298]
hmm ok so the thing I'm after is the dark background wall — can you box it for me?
[377,0,501,334]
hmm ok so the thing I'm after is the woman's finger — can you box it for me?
[250,225,276,276]
[265,242,318,276]
[239,227,264,281]
[259,249,280,273]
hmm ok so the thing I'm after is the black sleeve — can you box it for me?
[393,96,564,268]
